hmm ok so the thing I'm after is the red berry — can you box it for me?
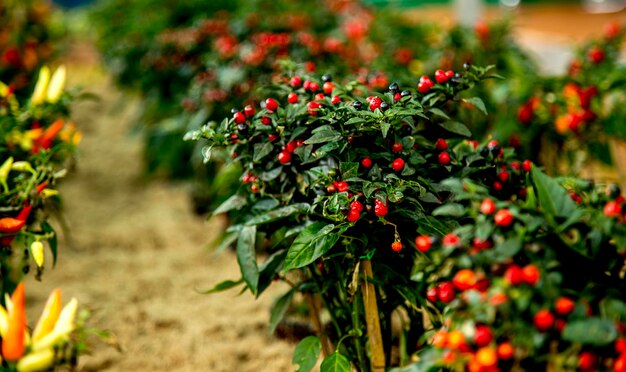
[615,338,626,354]
[261,116,272,125]
[244,105,255,117]
[452,269,476,291]
[233,111,245,124]
[369,97,383,111]
[438,152,451,165]
[323,82,334,95]
[522,160,532,172]
[435,69,449,84]
[277,151,291,164]
[331,95,341,105]
[335,181,349,193]
[498,171,509,183]
[295,139,304,147]
[418,76,434,94]
[480,198,496,215]
[442,233,460,248]
[426,287,438,302]
[285,141,298,153]
[588,46,605,64]
[394,93,401,101]
[265,98,279,111]
[308,81,319,92]
[579,351,598,371]
[391,142,403,153]
[374,199,388,217]
[308,101,321,116]
[604,201,622,217]
[350,201,364,212]
[268,134,277,142]
[616,355,626,372]
[391,158,405,172]
[494,209,514,227]
[315,93,325,101]
[445,70,454,79]
[435,138,448,150]
[250,184,259,193]
[391,241,403,252]
[415,235,432,253]
[346,210,360,222]
[473,238,491,250]
[437,282,456,303]
[555,297,575,316]
[361,158,372,169]
[534,309,555,332]
[497,342,514,360]
[522,264,540,285]
[290,76,302,88]
[474,325,493,347]
[288,92,299,104]
[504,265,524,286]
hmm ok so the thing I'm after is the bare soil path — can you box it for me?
[23,44,294,371]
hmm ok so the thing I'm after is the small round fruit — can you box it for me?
[534,309,555,332]
[480,198,496,215]
[604,200,622,217]
[442,233,460,247]
[335,181,349,193]
[476,347,498,367]
[391,158,405,172]
[435,138,447,150]
[391,241,403,252]
[331,95,341,105]
[233,111,246,124]
[504,265,524,286]
[438,152,451,165]
[497,342,514,360]
[277,151,292,164]
[435,69,449,84]
[522,264,540,285]
[261,116,272,125]
[615,338,626,354]
[244,105,255,117]
[265,98,279,111]
[452,269,477,291]
[391,142,403,153]
[578,351,598,371]
[426,287,438,302]
[346,210,360,222]
[290,76,302,88]
[474,325,493,347]
[361,157,372,168]
[522,160,532,172]
[437,282,456,303]
[555,297,575,315]
[287,92,299,104]
[446,330,466,350]
[369,97,383,111]
[350,201,364,212]
[494,209,514,227]
[415,235,432,253]
[323,81,334,95]
[374,199,388,217]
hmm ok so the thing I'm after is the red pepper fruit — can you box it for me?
[391,241,402,252]
[0,218,25,234]
[3,283,26,361]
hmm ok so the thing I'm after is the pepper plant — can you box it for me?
[188,65,535,370]
[0,65,80,292]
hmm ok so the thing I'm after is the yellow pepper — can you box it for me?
[32,298,77,352]
[45,66,66,103]
[30,67,50,105]
[0,157,13,191]
[16,349,54,372]
[30,242,45,269]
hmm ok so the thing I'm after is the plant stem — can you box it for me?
[361,259,385,372]
[352,288,367,371]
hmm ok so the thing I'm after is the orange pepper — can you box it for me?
[0,218,25,234]
[2,283,26,361]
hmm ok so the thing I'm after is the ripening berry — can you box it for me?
[438,152,451,165]
[588,46,605,64]
[504,265,524,286]
[391,158,405,172]
[534,309,555,332]
[415,235,432,253]
[480,198,496,215]
[435,69,450,84]
[374,199,388,217]
[391,241,402,252]
[361,157,372,168]
[265,98,279,111]
[346,210,360,223]
[604,201,622,217]
[290,76,302,88]
[497,342,514,360]
[391,142,403,153]
[616,355,626,372]
[261,116,272,125]
[615,338,626,354]
[308,101,322,116]
[442,233,460,248]
[285,141,298,153]
[435,138,448,150]
[277,151,291,164]
[452,269,477,291]
[555,297,575,316]
[350,201,364,212]
[369,96,383,111]
[446,330,466,350]
[475,347,498,368]
[288,92,299,104]
[579,351,598,372]
[474,325,493,347]
[522,264,540,285]
[437,282,456,303]
[494,209,514,227]
[331,95,341,105]
[233,111,246,124]
[426,287,438,302]
[335,181,349,193]
[522,160,532,172]
[418,75,434,94]
[323,81,334,95]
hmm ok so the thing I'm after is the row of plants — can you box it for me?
[189,66,626,371]
[0,2,94,368]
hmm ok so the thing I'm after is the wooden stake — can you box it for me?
[361,259,385,371]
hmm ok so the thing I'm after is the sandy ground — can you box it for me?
[22,50,295,371]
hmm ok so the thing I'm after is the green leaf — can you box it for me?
[212,194,248,215]
[253,142,274,162]
[436,121,472,137]
[429,108,450,120]
[245,203,310,225]
[463,97,488,115]
[345,117,365,125]
[237,225,259,295]
[282,222,347,271]
[340,162,359,180]
[531,166,577,219]
[320,352,350,372]
[432,203,465,217]
[380,122,391,138]
[198,279,243,294]
[269,288,296,335]
[562,317,617,346]
[293,336,322,372]
[257,249,288,296]
[493,237,522,261]
[305,128,342,144]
